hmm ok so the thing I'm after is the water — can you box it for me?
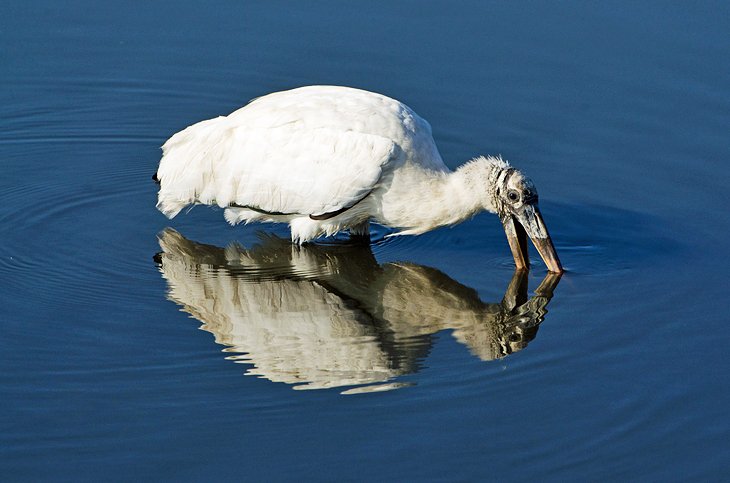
[2,1,729,480]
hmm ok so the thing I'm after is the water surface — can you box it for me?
[2,1,729,480]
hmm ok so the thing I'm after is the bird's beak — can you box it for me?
[502,205,563,273]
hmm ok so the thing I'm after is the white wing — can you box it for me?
[156,88,406,219]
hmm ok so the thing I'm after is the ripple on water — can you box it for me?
[543,203,681,276]
[1,157,159,310]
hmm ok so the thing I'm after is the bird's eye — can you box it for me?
[507,190,519,202]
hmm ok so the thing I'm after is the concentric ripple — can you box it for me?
[1,141,161,311]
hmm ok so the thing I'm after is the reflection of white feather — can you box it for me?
[158,232,398,390]
[156,229,558,392]
[207,281,397,390]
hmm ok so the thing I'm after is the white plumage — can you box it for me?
[155,85,563,271]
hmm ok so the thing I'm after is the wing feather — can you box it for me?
[156,118,397,219]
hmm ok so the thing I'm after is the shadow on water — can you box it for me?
[154,229,561,394]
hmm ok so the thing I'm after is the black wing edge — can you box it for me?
[309,191,372,221]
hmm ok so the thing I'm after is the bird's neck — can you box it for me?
[384,156,508,234]
[448,156,508,216]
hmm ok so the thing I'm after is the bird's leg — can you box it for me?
[348,222,371,245]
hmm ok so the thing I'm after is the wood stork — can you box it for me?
[154,85,562,272]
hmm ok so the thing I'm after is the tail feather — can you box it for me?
[155,116,232,218]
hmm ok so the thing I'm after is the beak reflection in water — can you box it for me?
[155,229,562,394]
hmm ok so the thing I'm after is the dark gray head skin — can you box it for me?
[493,168,563,273]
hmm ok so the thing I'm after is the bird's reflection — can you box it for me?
[155,228,561,393]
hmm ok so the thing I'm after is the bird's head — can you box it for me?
[489,163,563,273]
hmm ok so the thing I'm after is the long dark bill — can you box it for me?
[503,207,563,273]
[502,215,530,270]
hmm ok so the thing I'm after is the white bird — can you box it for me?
[154,85,562,272]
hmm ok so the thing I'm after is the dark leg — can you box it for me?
[349,222,371,244]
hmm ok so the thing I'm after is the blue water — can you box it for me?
[2,1,729,480]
